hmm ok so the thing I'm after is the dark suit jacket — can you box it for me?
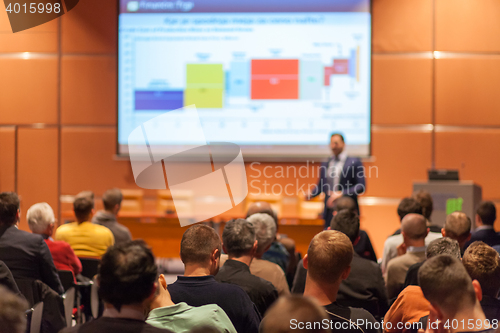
[0,225,63,295]
[215,259,278,317]
[292,253,389,320]
[311,156,366,227]
[0,260,21,295]
[464,227,500,249]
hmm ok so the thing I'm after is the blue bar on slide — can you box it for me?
[349,49,357,79]
[135,90,184,110]
[299,60,323,99]
[228,61,250,97]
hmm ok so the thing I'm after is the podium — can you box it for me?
[413,181,482,229]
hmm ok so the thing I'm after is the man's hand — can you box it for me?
[397,243,407,256]
[326,191,343,208]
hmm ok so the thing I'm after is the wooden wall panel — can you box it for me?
[0,2,58,53]
[372,56,432,124]
[364,130,432,197]
[61,0,117,54]
[359,203,400,259]
[435,0,500,52]
[17,128,59,231]
[435,130,500,200]
[0,58,58,124]
[373,0,433,52]
[435,57,500,126]
[0,127,16,192]
[61,127,138,196]
[61,56,117,125]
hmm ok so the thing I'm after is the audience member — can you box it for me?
[418,255,492,333]
[27,202,82,280]
[168,224,261,333]
[464,201,500,249]
[246,201,291,274]
[403,237,461,288]
[334,196,377,262]
[411,190,441,233]
[0,192,63,294]
[384,238,461,333]
[147,274,236,333]
[0,260,21,296]
[92,188,132,244]
[442,211,471,254]
[303,230,380,333]
[215,218,278,316]
[61,240,173,333]
[55,196,114,257]
[246,213,290,296]
[0,285,29,333]
[381,199,440,274]
[462,241,500,321]
[260,295,331,333]
[293,209,388,320]
[386,214,428,299]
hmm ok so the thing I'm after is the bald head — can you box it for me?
[443,212,471,246]
[401,213,428,240]
[246,201,278,225]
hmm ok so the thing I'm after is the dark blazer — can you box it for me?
[0,260,21,295]
[292,253,388,320]
[464,227,500,250]
[311,156,366,227]
[0,225,63,295]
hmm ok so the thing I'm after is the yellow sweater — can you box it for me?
[54,221,115,258]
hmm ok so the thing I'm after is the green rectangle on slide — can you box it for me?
[184,88,224,108]
[299,60,323,99]
[186,64,224,85]
[446,197,463,215]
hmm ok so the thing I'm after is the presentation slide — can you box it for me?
[118,0,371,159]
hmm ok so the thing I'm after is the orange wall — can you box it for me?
[1,0,500,258]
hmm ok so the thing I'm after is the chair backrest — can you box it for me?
[298,192,325,219]
[30,302,44,333]
[245,193,283,216]
[57,270,75,292]
[120,189,144,212]
[62,287,75,327]
[156,190,194,215]
[79,258,100,279]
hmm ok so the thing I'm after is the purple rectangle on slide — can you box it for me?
[135,90,184,110]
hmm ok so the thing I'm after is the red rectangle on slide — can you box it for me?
[332,59,349,74]
[251,59,299,99]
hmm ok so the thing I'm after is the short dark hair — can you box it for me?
[476,201,496,226]
[418,255,476,316]
[0,286,29,333]
[413,190,433,220]
[180,224,221,265]
[0,192,20,225]
[330,133,345,143]
[330,209,360,244]
[307,231,353,284]
[103,188,123,211]
[397,198,422,221]
[73,197,93,221]
[98,240,157,311]
[222,219,256,257]
[260,295,330,333]
[462,241,500,297]
[333,196,357,213]
[426,237,461,259]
